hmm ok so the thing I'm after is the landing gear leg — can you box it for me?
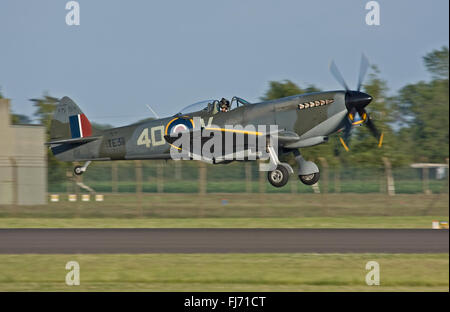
[73,161,92,176]
[266,142,293,188]
[293,149,320,185]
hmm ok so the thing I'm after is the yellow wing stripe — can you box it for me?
[165,126,262,151]
[205,127,263,136]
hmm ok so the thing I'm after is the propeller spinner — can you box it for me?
[330,54,383,152]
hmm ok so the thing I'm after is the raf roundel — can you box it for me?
[165,117,194,136]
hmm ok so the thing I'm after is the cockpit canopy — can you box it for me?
[177,97,251,115]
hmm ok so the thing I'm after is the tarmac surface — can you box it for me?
[0,228,448,254]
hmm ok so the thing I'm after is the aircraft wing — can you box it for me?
[164,128,301,146]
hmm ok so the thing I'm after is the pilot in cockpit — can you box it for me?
[219,98,230,112]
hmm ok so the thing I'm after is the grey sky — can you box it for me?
[0,0,448,126]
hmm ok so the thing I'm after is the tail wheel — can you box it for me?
[73,166,84,176]
[299,172,320,185]
[267,165,289,188]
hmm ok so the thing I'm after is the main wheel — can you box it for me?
[299,172,320,185]
[73,165,84,176]
[267,165,289,188]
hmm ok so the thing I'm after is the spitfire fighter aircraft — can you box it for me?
[47,56,383,187]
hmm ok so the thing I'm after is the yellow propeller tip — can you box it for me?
[378,133,384,148]
[339,137,350,152]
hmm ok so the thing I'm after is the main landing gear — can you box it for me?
[266,143,293,188]
[299,172,320,185]
[265,147,320,188]
[268,165,290,188]
[73,161,91,176]
[293,149,320,186]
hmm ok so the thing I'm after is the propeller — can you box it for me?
[330,54,383,153]
[356,53,370,92]
[330,60,349,91]
[339,117,353,152]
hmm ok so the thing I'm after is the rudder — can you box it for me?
[50,97,93,140]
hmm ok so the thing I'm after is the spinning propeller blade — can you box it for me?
[365,116,384,148]
[330,60,349,91]
[330,54,384,151]
[357,53,370,92]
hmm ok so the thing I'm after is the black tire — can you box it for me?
[267,165,289,188]
[299,172,320,185]
[73,165,84,176]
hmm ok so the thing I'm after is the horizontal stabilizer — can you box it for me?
[45,136,101,145]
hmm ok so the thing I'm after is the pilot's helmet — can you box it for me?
[220,98,230,107]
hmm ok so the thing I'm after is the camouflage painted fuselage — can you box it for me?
[51,91,347,162]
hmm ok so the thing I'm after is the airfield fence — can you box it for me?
[48,158,449,195]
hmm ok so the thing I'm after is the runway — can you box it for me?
[0,228,448,254]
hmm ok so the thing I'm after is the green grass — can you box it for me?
[1,193,448,218]
[49,179,449,194]
[1,193,447,229]
[0,254,447,291]
[0,216,447,229]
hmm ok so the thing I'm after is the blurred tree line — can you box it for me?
[2,46,448,177]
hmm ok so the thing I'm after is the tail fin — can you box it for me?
[50,96,94,141]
